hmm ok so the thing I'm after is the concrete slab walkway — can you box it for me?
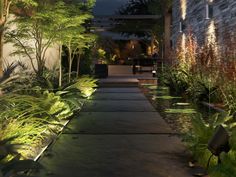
[37,80,193,177]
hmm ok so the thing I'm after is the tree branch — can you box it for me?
[6,0,12,18]
[12,35,37,73]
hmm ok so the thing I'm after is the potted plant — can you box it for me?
[95,48,108,78]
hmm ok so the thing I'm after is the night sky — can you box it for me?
[93,0,129,15]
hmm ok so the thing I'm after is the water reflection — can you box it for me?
[140,84,218,134]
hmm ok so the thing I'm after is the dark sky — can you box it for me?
[93,0,129,15]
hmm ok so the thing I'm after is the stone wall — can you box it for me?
[171,0,236,57]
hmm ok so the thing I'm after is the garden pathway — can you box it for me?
[37,78,194,177]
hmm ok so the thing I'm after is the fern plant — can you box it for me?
[0,91,73,158]
[184,113,216,166]
[64,75,97,98]
[0,137,41,177]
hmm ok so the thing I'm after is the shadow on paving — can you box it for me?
[96,88,141,93]
[38,135,193,177]
[81,100,156,112]
[91,92,146,100]
[63,112,174,134]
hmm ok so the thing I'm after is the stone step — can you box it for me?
[98,78,139,88]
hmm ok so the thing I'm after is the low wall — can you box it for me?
[108,65,133,76]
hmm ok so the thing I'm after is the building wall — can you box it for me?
[172,0,236,56]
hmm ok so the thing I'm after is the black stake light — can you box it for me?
[207,125,230,165]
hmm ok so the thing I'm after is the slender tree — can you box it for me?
[5,1,67,77]
[5,0,96,84]
[75,34,96,77]
[0,0,37,76]
[61,25,96,82]
[59,0,96,83]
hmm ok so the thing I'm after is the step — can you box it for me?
[98,78,139,88]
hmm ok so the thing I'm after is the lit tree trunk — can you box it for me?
[0,0,5,77]
[164,10,171,64]
[76,52,81,77]
[0,0,12,77]
[0,28,4,77]
[68,45,72,83]
[38,34,45,77]
[58,44,62,87]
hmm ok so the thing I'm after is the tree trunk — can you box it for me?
[164,10,171,64]
[59,44,62,87]
[37,35,44,77]
[68,47,72,83]
[76,53,81,77]
[0,0,5,77]
[0,28,4,77]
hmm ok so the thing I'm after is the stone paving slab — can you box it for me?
[82,100,156,112]
[64,112,174,134]
[92,92,146,100]
[39,134,192,177]
[96,88,141,93]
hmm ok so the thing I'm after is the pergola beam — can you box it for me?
[94,15,162,20]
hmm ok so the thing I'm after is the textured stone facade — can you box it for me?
[172,0,236,55]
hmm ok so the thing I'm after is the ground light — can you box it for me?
[191,125,230,176]
[152,70,156,77]
[207,125,230,164]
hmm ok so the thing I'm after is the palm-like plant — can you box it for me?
[0,61,27,94]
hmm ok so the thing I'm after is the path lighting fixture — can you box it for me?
[207,125,230,165]
[206,2,213,19]
[179,19,186,33]
[152,70,156,77]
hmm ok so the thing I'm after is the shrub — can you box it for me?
[186,72,221,103]
[161,67,189,95]
[64,75,97,98]
[220,81,236,115]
